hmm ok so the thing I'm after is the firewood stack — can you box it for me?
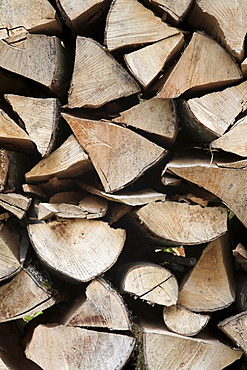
[0,0,247,369]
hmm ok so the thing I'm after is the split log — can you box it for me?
[105,0,180,51]
[28,219,126,282]
[218,312,247,354]
[163,305,210,336]
[0,268,56,322]
[25,135,92,183]
[241,58,247,77]
[0,223,21,281]
[178,234,236,312]
[124,33,184,89]
[113,97,178,147]
[67,37,140,109]
[39,177,79,197]
[179,80,247,141]
[139,321,243,369]
[0,193,31,219]
[5,95,60,157]
[233,243,247,271]
[188,0,247,62]
[164,151,247,227]
[149,0,194,24]
[62,277,131,331]
[22,184,47,199]
[63,114,167,193]
[118,262,178,306]
[26,324,135,370]
[156,32,242,99]
[131,200,228,245]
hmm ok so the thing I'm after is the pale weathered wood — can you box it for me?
[218,312,247,354]
[22,184,47,199]
[25,135,92,183]
[62,277,131,330]
[140,321,243,369]
[188,0,247,61]
[163,305,210,336]
[178,234,236,312]
[233,243,247,271]
[105,0,180,51]
[150,0,194,24]
[63,114,167,193]
[165,151,247,227]
[157,32,242,99]
[113,97,178,147]
[0,193,31,219]
[5,95,60,157]
[0,150,9,192]
[67,37,140,109]
[124,33,184,88]
[26,324,135,370]
[132,200,227,245]
[241,58,247,77]
[0,223,21,281]
[119,262,178,306]
[0,268,56,322]
[39,177,78,197]
[28,219,126,282]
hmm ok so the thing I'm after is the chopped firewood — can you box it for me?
[218,312,247,354]
[131,200,227,245]
[118,262,178,306]
[163,304,210,336]
[165,151,247,227]
[0,149,9,192]
[25,135,92,183]
[0,268,56,322]
[26,324,135,370]
[0,223,21,281]
[139,321,243,369]
[39,177,79,197]
[124,33,184,89]
[178,234,236,312]
[28,219,126,282]
[113,97,178,147]
[241,58,247,77]
[0,193,31,219]
[22,184,47,199]
[5,95,60,157]
[149,0,194,24]
[156,32,242,99]
[105,0,180,51]
[105,203,132,225]
[49,191,86,204]
[161,173,182,186]
[62,277,131,331]
[67,37,140,109]
[188,0,247,62]
[233,243,247,271]
[63,114,167,193]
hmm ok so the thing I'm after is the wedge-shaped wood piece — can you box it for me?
[25,135,92,183]
[0,223,21,281]
[0,34,70,93]
[132,200,227,245]
[188,0,247,62]
[180,80,247,141]
[124,33,184,88]
[105,0,180,51]
[68,37,140,109]
[0,193,31,219]
[163,305,210,336]
[0,269,56,322]
[62,277,131,331]
[22,184,47,199]
[179,235,236,312]
[5,95,60,157]
[113,98,178,147]
[233,243,247,271]
[242,58,247,77]
[26,324,135,370]
[63,114,167,193]
[218,312,247,354]
[157,32,242,99]
[28,219,126,282]
[119,262,178,306]
[165,151,247,227]
[150,0,193,24]
[140,322,243,369]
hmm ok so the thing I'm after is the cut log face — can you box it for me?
[178,234,236,312]
[156,32,242,99]
[62,277,131,331]
[67,37,140,109]
[0,193,31,219]
[105,0,180,51]
[150,0,194,23]
[28,219,126,282]
[22,184,47,199]
[0,269,56,322]
[188,0,247,62]
[124,33,184,88]
[113,98,178,147]
[132,200,228,245]
[218,311,247,354]
[5,95,60,157]
[63,114,167,193]
[26,324,135,370]
[0,223,21,281]
[163,305,210,336]
[141,322,243,369]
[25,135,92,183]
[233,243,247,271]
[119,262,178,306]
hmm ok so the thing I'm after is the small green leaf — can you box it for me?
[24,311,43,322]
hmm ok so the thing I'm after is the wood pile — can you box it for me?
[1,0,247,369]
